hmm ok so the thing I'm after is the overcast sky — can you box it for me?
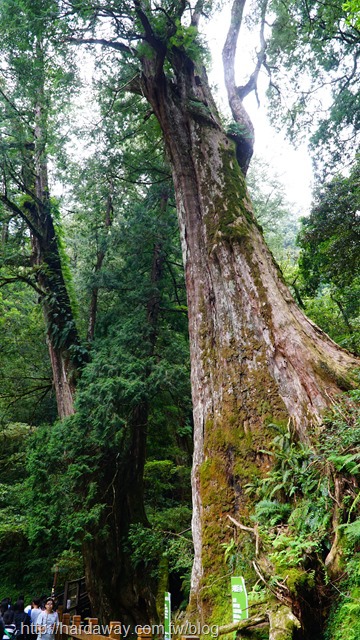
[205,6,314,215]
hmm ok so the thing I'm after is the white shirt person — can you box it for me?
[36,600,59,640]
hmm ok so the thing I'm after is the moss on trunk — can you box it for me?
[138,44,360,631]
[268,605,301,639]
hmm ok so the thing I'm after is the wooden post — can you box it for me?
[87,618,99,633]
[61,613,70,640]
[72,615,82,632]
[109,622,122,640]
[136,627,152,639]
[137,627,152,640]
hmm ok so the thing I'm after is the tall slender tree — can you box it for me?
[0,0,86,417]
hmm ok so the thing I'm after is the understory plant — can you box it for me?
[224,390,360,637]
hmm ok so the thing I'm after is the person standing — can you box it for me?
[2,611,16,640]
[30,601,41,640]
[13,601,30,640]
[35,600,58,640]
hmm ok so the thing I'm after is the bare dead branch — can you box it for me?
[217,615,268,636]
[222,0,254,175]
[66,36,132,54]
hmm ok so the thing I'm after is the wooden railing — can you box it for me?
[59,612,152,640]
[61,615,121,640]
[58,611,199,640]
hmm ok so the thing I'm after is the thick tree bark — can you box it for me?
[138,49,359,620]
[30,218,81,418]
[30,148,81,417]
[67,1,359,628]
[2,131,83,418]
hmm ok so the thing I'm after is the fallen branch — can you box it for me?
[217,615,268,636]
[227,515,260,555]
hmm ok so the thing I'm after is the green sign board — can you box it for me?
[231,576,248,622]
[164,591,171,640]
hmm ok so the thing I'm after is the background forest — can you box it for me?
[0,0,359,639]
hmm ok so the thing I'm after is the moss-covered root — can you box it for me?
[268,605,301,640]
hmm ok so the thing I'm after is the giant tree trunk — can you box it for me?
[139,50,359,620]
[0,67,84,417]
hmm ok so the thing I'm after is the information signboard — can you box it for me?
[164,591,171,640]
[231,576,248,623]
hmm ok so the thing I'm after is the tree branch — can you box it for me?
[0,194,42,239]
[0,273,45,296]
[191,0,206,27]
[217,615,268,636]
[66,37,132,54]
[237,0,269,103]
[222,0,254,175]
[133,0,166,55]
[0,86,34,130]
[227,514,260,555]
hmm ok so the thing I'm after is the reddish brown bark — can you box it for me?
[67,1,359,626]
[138,49,359,615]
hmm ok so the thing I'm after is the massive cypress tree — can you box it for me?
[41,90,193,624]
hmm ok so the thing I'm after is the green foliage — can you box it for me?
[226,122,253,141]
[297,157,360,353]
[269,531,319,568]
[328,452,360,475]
[22,118,193,604]
[51,196,79,321]
[247,155,300,266]
[325,558,360,639]
[128,504,193,581]
[340,519,360,543]
[302,286,360,354]
[298,159,360,291]
[237,393,360,617]
[0,0,358,627]
[0,285,56,423]
[254,500,292,527]
[343,0,360,28]
[267,0,360,170]
[144,460,191,509]
[0,422,49,601]
[168,21,205,62]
